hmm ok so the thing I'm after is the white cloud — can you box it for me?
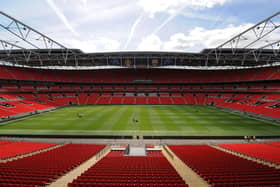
[137,34,162,50]
[152,7,184,35]
[65,37,121,52]
[66,39,97,52]
[139,0,231,17]
[79,0,88,5]
[100,37,121,51]
[180,11,222,21]
[10,0,276,53]
[59,1,139,27]
[163,33,196,50]
[123,13,144,50]
[185,24,254,48]
[145,0,232,36]
[45,0,79,36]
[138,24,254,52]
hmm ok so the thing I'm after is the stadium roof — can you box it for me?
[0,48,279,68]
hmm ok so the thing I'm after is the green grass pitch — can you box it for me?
[0,105,279,136]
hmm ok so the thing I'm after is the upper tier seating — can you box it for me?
[0,65,280,83]
[219,143,280,164]
[69,150,187,187]
[169,145,280,186]
[0,144,105,186]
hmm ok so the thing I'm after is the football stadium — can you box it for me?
[0,1,280,186]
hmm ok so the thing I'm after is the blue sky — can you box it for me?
[1,0,280,52]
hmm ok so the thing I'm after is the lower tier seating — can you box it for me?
[219,143,280,164]
[0,141,57,159]
[169,145,280,186]
[0,144,105,186]
[265,142,280,148]
[0,92,279,119]
[0,140,13,145]
[69,150,187,187]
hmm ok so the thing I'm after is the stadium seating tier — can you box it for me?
[169,145,280,186]
[0,144,105,186]
[69,151,187,187]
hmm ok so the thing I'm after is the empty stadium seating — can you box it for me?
[0,140,12,145]
[0,141,56,159]
[0,82,279,93]
[219,143,280,164]
[1,141,280,186]
[0,92,279,119]
[0,64,278,120]
[69,150,187,187]
[265,142,280,148]
[0,144,105,186]
[0,65,280,83]
[169,145,280,186]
